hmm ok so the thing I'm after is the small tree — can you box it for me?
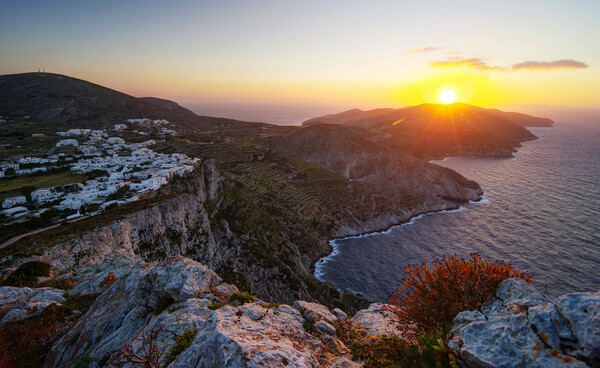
[388,253,532,336]
[110,326,165,368]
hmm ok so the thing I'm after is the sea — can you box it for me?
[315,120,600,302]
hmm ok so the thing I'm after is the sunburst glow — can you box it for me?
[439,89,457,104]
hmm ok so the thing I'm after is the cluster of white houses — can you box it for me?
[2,124,197,220]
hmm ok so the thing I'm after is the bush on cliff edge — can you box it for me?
[388,253,532,336]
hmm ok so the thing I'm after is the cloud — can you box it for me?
[428,57,501,71]
[407,47,439,54]
[511,59,588,70]
[429,57,588,71]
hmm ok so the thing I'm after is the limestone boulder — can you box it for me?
[0,286,66,323]
[351,303,403,337]
[448,278,597,368]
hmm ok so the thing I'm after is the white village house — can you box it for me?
[2,195,27,209]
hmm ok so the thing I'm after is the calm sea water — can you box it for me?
[315,121,600,302]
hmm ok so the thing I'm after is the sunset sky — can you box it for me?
[2,0,599,112]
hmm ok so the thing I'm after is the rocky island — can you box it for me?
[1,72,598,368]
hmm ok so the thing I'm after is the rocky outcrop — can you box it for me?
[448,278,600,367]
[351,303,404,337]
[4,255,598,368]
[0,286,66,323]
[45,256,229,367]
[173,304,326,367]
[41,255,373,368]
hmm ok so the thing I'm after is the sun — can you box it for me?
[436,84,460,104]
[439,89,457,104]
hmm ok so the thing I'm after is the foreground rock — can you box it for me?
[351,303,404,337]
[448,278,600,367]
[0,286,66,323]
[39,255,377,367]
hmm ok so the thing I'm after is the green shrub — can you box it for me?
[2,261,51,287]
[164,328,197,366]
[208,302,223,310]
[228,291,255,306]
[388,253,532,336]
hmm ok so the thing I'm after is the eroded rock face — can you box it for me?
[173,303,324,367]
[294,300,338,324]
[0,286,65,323]
[448,278,599,368]
[44,256,225,367]
[41,255,363,368]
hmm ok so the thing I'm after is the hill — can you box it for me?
[302,103,554,128]
[0,72,248,132]
[301,103,554,158]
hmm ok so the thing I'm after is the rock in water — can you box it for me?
[448,278,599,367]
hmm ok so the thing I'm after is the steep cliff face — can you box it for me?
[3,160,366,309]
[276,124,482,237]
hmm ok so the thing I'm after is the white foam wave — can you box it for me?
[470,194,491,205]
[313,205,469,281]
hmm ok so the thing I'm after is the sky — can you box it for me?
[1,0,600,114]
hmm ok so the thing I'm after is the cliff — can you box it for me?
[276,124,483,237]
[1,159,366,311]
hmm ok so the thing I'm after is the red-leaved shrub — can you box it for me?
[388,253,532,335]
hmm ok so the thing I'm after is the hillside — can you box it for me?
[0,72,250,132]
[302,103,554,158]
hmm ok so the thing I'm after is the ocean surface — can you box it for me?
[189,103,344,125]
[315,121,600,302]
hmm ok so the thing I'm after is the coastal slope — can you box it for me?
[276,123,483,236]
[302,103,553,158]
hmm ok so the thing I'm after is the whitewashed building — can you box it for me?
[3,206,28,217]
[31,189,56,203]
[2,196,27,209]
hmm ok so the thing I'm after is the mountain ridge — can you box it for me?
[300,103,553,159]
[0,72,251,132]
[302,102,554,128]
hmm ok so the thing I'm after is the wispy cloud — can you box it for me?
[511,59,588,70]
[428,57,500,71]
[429,57,589,72]
[407,46,440,54]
